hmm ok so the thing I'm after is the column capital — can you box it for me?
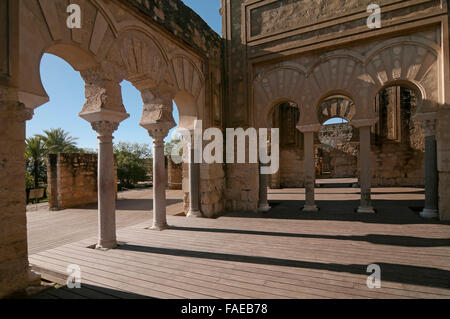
[139,87,176,131]
[91,120,119,137]
[24,107,34,121]
[296,123,321,133]
[147,126,169,146]
[350,118,378,128]
[80,67,128,116]
[0,100,34,121]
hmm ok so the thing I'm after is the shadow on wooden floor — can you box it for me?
[30,283,153,299]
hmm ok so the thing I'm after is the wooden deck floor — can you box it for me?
[27,189,184,254]
[30,192,450,299]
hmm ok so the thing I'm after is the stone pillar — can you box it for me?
[187,138,202,217]
[258,167,271,212]
[138,86,176,230]
[0,89,39,298]
[92,121,119,249]
[148,128,171,229]
[297,124,321,212]
[357,125,375,213]
[420,119,439,218]
[303,131,318,212]
[79,67,129,248]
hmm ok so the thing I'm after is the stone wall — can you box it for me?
[223,0,443,211]
[47,153,118,210]
[279,149,305,187]
[124,0,222,57]
[200,163,225,217]
[372,142,425,187]
[225,163,259,212]
[437,107,450,220]
[183,162,225,217]
[168,158,182,190]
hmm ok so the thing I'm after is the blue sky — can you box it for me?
[27,0,222,149]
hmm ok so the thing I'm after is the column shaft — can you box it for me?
[152,137,169,229]
[421,127,439,218]
[258,168,271,212]
[303,131,318,212]
[358,126,375,213]
[96,134,117,249]
[187,144,202,217]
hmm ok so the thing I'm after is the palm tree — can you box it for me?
[39,128,79,154]
[25,136,47,189]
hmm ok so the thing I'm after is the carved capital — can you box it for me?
[81,67,126,114]
[148,126,169,147]
[350,117,378,128]
[24,107,35,121]
[139,88,176,131]
[0,98,34,121]
[297,123,322,133]
[91,121,119,137]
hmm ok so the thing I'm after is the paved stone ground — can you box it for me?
[27,188,184,254]
[28,186,450,299]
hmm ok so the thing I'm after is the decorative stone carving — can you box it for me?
[91,120,119,137]
[80,67,127,114]
[139,88,176,131]
[250,0,391,37]
[318,97,356,124]
[147,126,169,145]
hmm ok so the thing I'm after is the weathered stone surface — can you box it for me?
[0,97,30,298]
[437,107,450,220]
[47,153,118,210]
[168,158,182,190]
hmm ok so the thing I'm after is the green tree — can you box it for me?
[165,136,183,157]
[114,142,152,188]
[39,128,79,154]
[25,136,47,189]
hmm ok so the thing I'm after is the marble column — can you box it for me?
[92,121,119,249]
[187,137,202,217]
[258,166,271,212]
[420,119,439,218]
[148,128,171,230]
[357,125,375,213]
[303,131,318,212]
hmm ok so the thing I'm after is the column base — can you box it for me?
[357,206,375,214]
[303,205,318,212]
[258,204,271,213]
[187,210,203,218]
[95,240,118,250]
[150,223,171,231]
[420,208,439,219]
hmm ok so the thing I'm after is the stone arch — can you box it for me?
[307,55,366,123]
[365,40,438,109]
[308,55,365,97]
[18,0,118,110]
[266,98,301,129]
[105,29,171,90]
[174,91,200,130]
[318,95,356,125]
[170,55,205,129]
[253,66,305,128]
